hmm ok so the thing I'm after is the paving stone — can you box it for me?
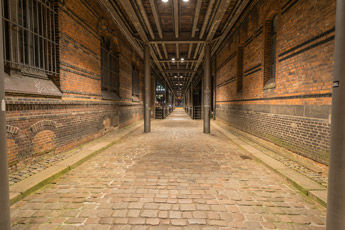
[10,110,326,229]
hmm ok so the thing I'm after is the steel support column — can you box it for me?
[203,43,211,133]
[144,45,151,133]
[326,0,345,229]
[0,0,11,227]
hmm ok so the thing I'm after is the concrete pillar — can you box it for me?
[203,43,211,133]
[326,0,345,229]
[144,45,151,132]
[0,0,11,227]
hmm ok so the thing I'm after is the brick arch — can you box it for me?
[262,0,281,87]
[29,120,57,135]
[103,113,111,132]
[6,125,20,167]
[6,125,19,139]
[263,0,281,22]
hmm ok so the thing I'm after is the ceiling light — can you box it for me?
[174,75,177,78]
[172,58,176,63]
[180,76,183,78]
[181,58,184,62]
[183,0,189,2]
[162,0,168,2]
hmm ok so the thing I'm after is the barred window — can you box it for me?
[2,0,58,78]
[263,15,278,88]
[101,37,119,95]
[270,16,277,79]
[132,67,140,98]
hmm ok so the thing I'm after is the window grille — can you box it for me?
[2,0,58,77]
[101,37,119,95]
[132,67,140,98]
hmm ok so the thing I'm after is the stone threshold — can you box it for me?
[212,121,327,208]
[9,121,144,206]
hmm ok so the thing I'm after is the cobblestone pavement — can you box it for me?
[228,132,329,187]
[9,151,77,186]
[11,109,326,230]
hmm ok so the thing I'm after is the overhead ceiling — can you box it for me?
[99,0,250,97]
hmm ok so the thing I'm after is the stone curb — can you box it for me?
[212,121,328,208]
[9,121,144,206]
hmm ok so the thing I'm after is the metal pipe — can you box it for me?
[144,45,151,133]
[203,43,211,133]
[326,0,345,229]
[0,0,11,227]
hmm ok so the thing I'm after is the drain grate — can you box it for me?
[240,155,252,160]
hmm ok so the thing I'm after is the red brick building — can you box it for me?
[214,0,335,165]
[2,0,337,171]
[4,0,145,171]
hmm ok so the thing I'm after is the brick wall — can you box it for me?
[215,0,335,165]
[5,0,144,171]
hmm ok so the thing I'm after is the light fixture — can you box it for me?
[172,58,176,63]
[174,75,177,78]
[181,58,184,63]
[180,76,183,78]
[162,0,168,2]
[183,0,189,2]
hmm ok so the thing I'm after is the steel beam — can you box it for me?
[118,0,149,42]
[203,43,211,133]
[158,59,197,63]
[149,40,205,44]
[0,0,11,227]
[206,0,232,41]
[173,0,179,38]
[99,0,143,57]
[149,0,163,39]
[192,0,202,38]
[199,0,215,39]
[144,45,151,133]
[136,0,155,39]
[326,0,345,229]
[211,0,250,56]
[162,69,196,73]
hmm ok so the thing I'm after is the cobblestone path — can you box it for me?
[11,109,326,230]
